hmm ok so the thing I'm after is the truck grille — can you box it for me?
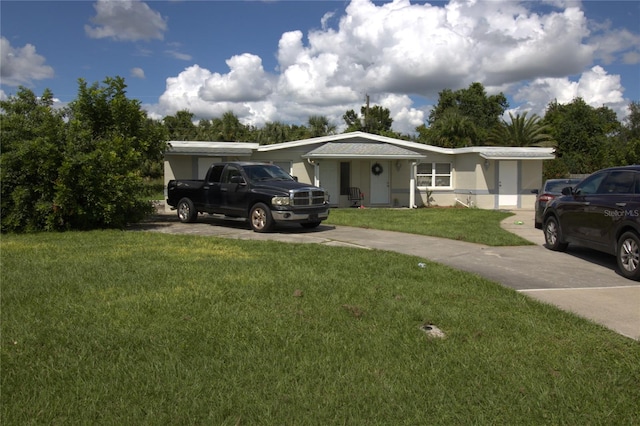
[292,189,327,207]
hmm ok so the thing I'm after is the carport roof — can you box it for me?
[478,150,555,160]
[165,141,259,156]
[302,142,427,159]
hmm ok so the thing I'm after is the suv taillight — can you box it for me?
[539,194,555,202]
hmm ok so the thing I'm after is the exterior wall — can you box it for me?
[252,147,319,184]
[520,160,544,209]
[475,158,497,209]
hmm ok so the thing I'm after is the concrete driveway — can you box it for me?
[136,209,639,340]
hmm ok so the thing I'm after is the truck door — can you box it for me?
[203,164,225,212]
[220,165,251,216]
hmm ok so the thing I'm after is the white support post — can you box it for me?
[410,161,417,208]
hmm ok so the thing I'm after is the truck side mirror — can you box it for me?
[561,186,573,196]
[291,176,298,182]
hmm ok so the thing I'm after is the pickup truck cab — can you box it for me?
[166,162,330,232]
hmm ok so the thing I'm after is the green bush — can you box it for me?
[0,78,165,232]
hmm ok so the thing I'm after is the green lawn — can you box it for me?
[326,207,532,246]
[2,231,638,424]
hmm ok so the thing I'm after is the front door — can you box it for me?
[499,161,518,207]
[370,161,390,205]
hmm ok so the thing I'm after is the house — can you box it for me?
[164,131,554,210]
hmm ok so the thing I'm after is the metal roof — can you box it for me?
[479,150,555,160]
[165,141,259,156]
[302,142,427,159]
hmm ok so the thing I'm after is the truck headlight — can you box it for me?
[272,196,290,206]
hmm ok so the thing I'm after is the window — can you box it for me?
[208,165,225,183]
[574,172,607,195]
[597,171,636,194]
[416,163,452,188]
[221,166,242,183]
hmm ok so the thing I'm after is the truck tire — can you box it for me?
[177,198,198,223]
[249,202,273,232]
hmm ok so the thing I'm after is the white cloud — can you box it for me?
[512,66,627,117]
[199,54,274,102]
[85,0,167,42]
[131,67,145,79]
[166,50,193,61]
[0,37,54,87]
[149,0,637,134]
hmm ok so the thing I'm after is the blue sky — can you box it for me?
[1,0,639,135]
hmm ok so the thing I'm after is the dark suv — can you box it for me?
[542,165,640,280]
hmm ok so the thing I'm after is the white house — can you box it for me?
[164,131,555,210]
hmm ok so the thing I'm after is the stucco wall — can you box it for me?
[520,160,543,209]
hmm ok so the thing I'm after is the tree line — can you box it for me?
[2,76,638,232]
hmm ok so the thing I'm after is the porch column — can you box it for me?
[313,161,320,187]
[410,161,417,208]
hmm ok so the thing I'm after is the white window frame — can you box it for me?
[416,162,452,189]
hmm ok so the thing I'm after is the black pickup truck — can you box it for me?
[166,162,330,232]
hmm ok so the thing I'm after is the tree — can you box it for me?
[487,112,555,147]
[256,121,291,145]
[418,108,477,148]
[621,101,640,142]
[307,115,336,137]
[163,110,198,140]
[0,88,66,232]
[543,98,620,174]
[211,111,247,141]
[426,82,508,145]
[1,77,166,232]
[607,101,640,166]
[343,104,393,135]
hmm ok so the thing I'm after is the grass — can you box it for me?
[326,207,533,246]
[2,231,638,425]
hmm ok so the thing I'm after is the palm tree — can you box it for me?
[429,108,477,148]
[256,121,290,145]
[488,112,555,147]
[307,115,336,137]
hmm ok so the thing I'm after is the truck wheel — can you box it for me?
[250,203,273,232]
[617,231,640,280]
[301,221,321,229]
[177,198,197,223]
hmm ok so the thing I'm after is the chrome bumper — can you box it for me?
[271,210,329,222]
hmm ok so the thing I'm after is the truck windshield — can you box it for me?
[244,165,295,182]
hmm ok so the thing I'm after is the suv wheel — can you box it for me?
[544,216,568,251]
[617,232,640,280]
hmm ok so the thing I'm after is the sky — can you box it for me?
[1,0,639,135]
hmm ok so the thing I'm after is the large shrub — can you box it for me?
[1,77,166,232]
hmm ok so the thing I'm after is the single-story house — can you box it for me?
[164,131,555,210]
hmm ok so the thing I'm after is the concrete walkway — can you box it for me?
[136,209,639,340]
